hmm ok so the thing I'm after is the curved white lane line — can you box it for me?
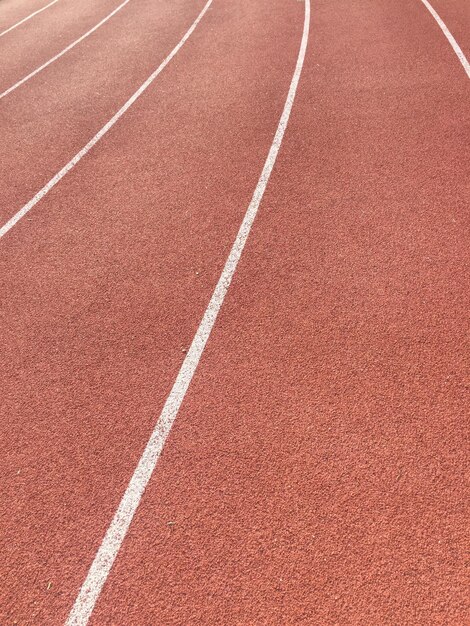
[420,0,470,78]
[0,0,132,100]
[0,0,213,241]
[65,0,311,624]
[0,0,61,39]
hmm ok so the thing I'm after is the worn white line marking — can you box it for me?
[0,0,61,39]
[65,0,310,624]
[0,0,132,100]
[0,0,213,241]
[420,0,470,78]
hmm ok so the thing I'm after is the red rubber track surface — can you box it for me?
[428,0,470,60]
[0,0,211,225]
[0,0,129,92]
[0,0,57,32]
[0,0,469,624]
[89,0,470,623]
[0,0,302,622]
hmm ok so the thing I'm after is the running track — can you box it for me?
[0,0,469,623]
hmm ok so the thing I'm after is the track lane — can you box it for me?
[0,0,303,622]
[0,0,213,240]
[0,0,60,37]
[67,1,309,621]
[0,0,206,226]
[86,0,470,623]
[0,0,133,98]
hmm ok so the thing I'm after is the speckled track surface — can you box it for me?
[428,0,470,59]
[0,0,468,624]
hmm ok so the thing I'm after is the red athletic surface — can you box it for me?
[0,0,55,32]
[0,0,127,91]
[429,0,470,59]
[0,0,469,624]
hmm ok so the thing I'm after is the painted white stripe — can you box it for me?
[0,0,60,39]
[420,0,470,78]
[0,0,213,241]
[66,0,311,623]
[0,0,132,100]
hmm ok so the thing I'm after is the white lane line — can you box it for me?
[66,0,311,623]
[0,0,61,39]
[0,0,132,100]
[0,0,213,241]
[420,0,470,78]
